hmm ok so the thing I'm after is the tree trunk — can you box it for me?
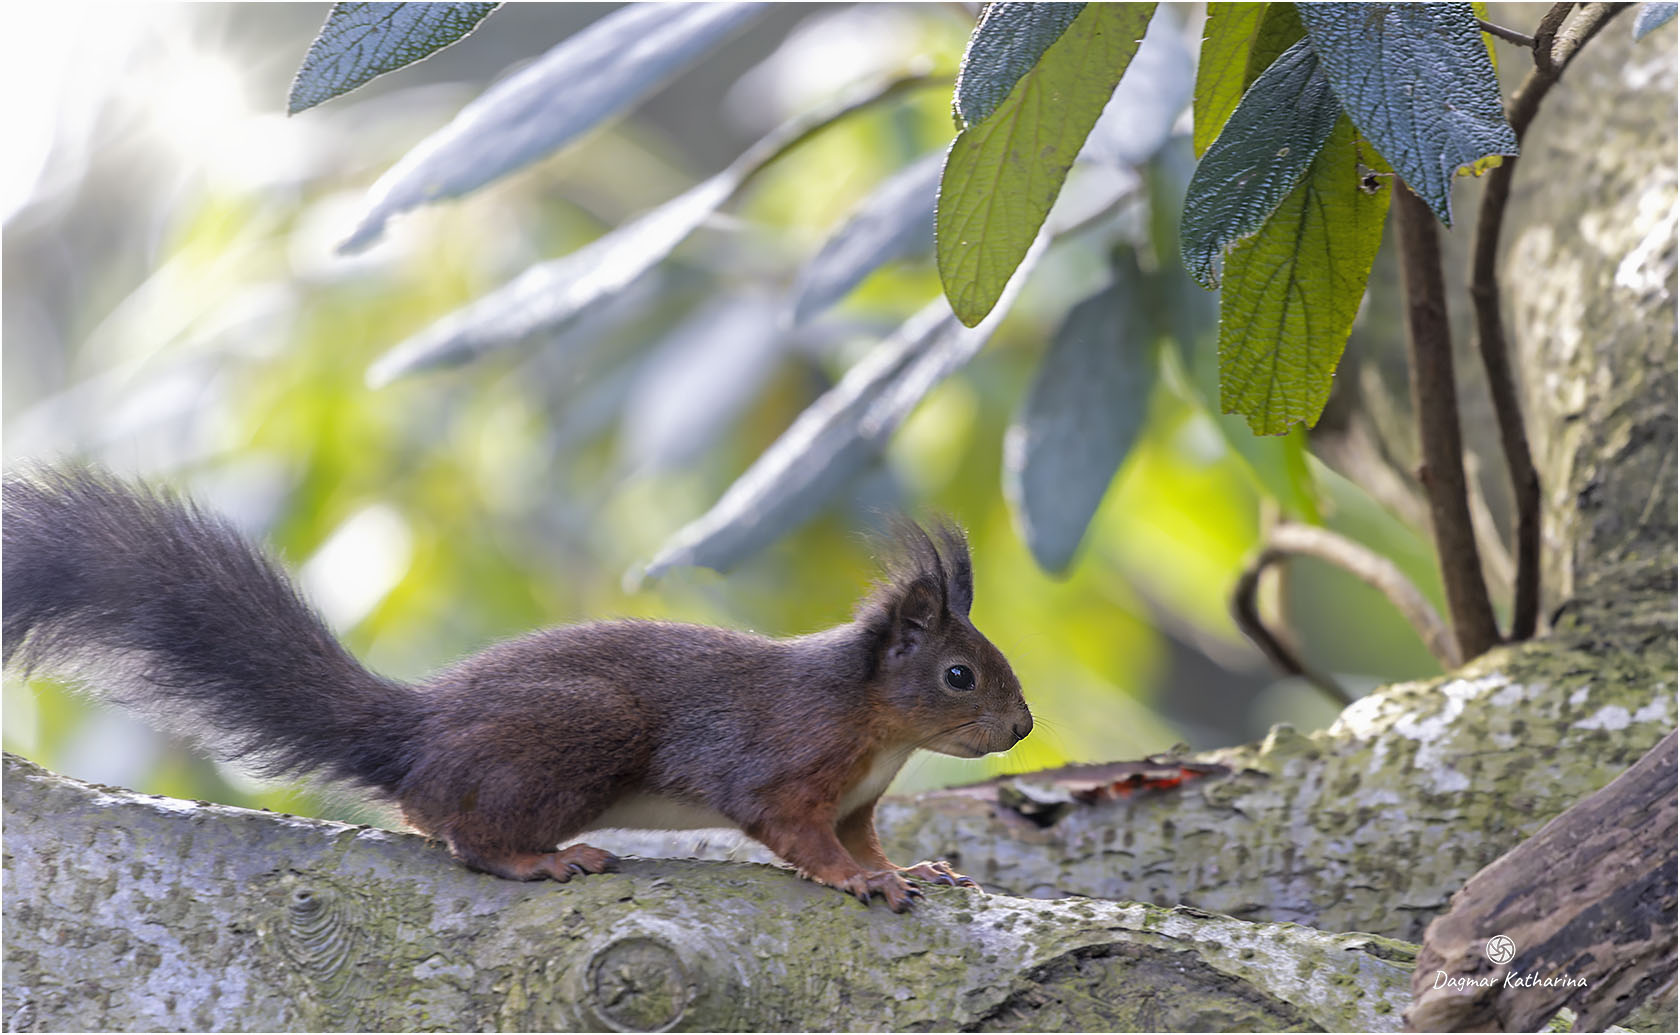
[3,14,1673,1035]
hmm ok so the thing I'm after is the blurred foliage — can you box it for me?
[3,3,1451,826]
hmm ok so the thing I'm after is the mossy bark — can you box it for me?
[3,11,1674,1035]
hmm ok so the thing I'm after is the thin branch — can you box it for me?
[1546,3,1630,75]
[1462,450,1517,600]
[1533,3,1576,74]
[1394,183,1503,661]
[732,73,950,192]
[1231,549,1354,708]
[1479,19,1535,48]
[1467,2,1629,641]
[1280,523,1459,669]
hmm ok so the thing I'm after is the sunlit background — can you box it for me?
[3,3,1455,825]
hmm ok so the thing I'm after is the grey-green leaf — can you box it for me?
[953,3,1086,128]
[1179,39,1341,289]
[1004,272,1154,575]
[289,3,501,115]
[641,237,1046,581]
[1634,2,1678,39]
[638,301,954,581]
[1298,2,1517,225]
[365,173,736,387]
[620,295,786,473]
[788,150,942,327]
[340,2,765,253]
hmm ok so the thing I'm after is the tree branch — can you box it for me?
[0,753,1417,1033]
[1533,3,1577,75]
[1393,183,1503,660]
[1470,2,1630,641]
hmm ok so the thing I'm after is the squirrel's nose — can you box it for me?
[1011,716,1033,741]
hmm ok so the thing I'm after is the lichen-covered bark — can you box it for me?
[2,754,1413,1033]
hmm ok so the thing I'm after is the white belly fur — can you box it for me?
[584,792,735,832]
[836,750,911,818]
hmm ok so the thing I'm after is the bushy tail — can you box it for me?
[4,466,421,794]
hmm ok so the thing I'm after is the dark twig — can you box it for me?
[1231,550,1353,708]
[1468,2,1628,641]
[1394,183,1503,661]
[1233,523,1462,698]
[1478,19,1535,48]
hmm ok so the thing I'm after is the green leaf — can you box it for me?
[289,3,501,115]
[1004,266,1155,574]
[1217,115,1390,435]
[938,2,1157,327]
[953,3,1087,127]
[340,3,765,252]
[1298,3,1517,225]
[1191,3,1306,157]
[1180,39,1342,289]
[1145,140,1323,522]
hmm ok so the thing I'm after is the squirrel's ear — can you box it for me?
[935,522,973,615]
[886,577,941,659]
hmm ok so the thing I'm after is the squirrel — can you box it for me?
[3,466,1032,912]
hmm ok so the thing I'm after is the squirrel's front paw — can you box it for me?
[835,869,922,912]
[899,859,981,890]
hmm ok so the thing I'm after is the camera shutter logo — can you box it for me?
[1486,934,1516,965]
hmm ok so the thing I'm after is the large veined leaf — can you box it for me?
[787,150,943,327]
[938,2,1156,327]
[1180,39,1342,289]
[1218,116,1391,435]
[339,2,766,252]
[1004,270,1154,574]
[1191,5,1265,157]
[952,3,1086,127]
[1298,3,1516,225]
[1190,3,1304,156]
[1148,140,1323,523]
[641,238,1048,580]
[289,3,500,115]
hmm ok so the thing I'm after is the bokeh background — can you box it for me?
[4,3,1468,825]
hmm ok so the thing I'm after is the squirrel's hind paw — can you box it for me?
[836,870,921,912]
[455,843,620,882]
[899,860,981,890]
[540,843,619,882]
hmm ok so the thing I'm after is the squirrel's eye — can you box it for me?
[944,664,977,691]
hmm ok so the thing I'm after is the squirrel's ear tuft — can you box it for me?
[931,519,973,616]
[854,515,976,659]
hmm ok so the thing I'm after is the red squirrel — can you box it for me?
[3,467,1032,911]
